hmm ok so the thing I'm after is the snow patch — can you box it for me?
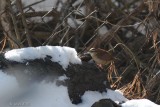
[4,46,82,70]
[121,99,160,107]
[134,22,146,35]
[0,71,126,107]
[0,71,159,107]
[72,0,84,7]
[98,26,108,36]
[67,18,83,28]
[106,89,128,103]
[22,0,58,12]
[0,70,19,104]
[80,89,128,107]
[57,75,68,81]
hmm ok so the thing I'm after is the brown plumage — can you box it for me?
[88,48,114,65]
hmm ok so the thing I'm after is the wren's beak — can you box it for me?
[79,52,92,62]
[86,51,90,54]
[84,52,91,56]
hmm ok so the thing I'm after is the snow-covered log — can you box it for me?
[0,46,159,107]
[0,46,116,106]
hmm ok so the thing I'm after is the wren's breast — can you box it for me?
[90,53,106,64]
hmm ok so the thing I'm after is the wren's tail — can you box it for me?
[113,57,120,61]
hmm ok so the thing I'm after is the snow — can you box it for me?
[0,70,20,104]
[0,71,127,107]
[67,18,83,28]
[0,60,159,107]
[125,31,132,38]
[22,0,58,12]
[20,0,86,24]
[98,26,108,36]
[0,70,159,107]
[21,0,67,22]
[106,89,128,103]
[134,22,146,35]
[121,99,160,107]
[80,89,128,107]
[4,46,82,70]
[72,0,84,7]
[57,75,68,81]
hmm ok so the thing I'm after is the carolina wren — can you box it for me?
[88,48,114,66]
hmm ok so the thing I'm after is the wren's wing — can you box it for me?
[96,49,113,61]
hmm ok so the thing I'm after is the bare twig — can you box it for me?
[0,36,7,52]
[8,0,23,48]
[59,26,70,46]
[16,0,32,46]
[0,0,21,48]
[17,11,60,18]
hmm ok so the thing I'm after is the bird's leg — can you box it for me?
[98,64,103,69]
[95,63,104,70]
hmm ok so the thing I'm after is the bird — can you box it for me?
[88,48,114,67]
